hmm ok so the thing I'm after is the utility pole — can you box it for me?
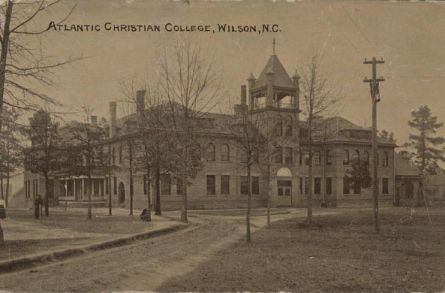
[363,57,384,233]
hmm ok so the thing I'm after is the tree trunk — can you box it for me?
[181,176,188,223]
[0,171,3,200]
[246,164,251,243]
[44,174,49,217]
[266,162,271,226]
[0,221,3,245]
[129,141,133,216]
[145,166,151,222]
[0,0,13,132]
[155,166,161,216]
[108,144,112,216]
[181,145,188,223]
[307,121,313,224]
[5,162,9,208]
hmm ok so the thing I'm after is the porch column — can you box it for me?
[81,178,85,200]
[73,179,77,200]
[64,180,67,197]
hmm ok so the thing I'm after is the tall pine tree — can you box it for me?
[406,105,445,175]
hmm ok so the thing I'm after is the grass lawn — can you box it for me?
[159,207,445,293]
[0,237,91,261]
[7,208,158,235]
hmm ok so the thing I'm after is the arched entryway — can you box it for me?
[276,167,293,206]
[118,182,125,204]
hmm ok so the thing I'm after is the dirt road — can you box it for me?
[0,211,301,292]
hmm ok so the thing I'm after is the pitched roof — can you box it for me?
[301,116,396,146]
[254,54,296,89]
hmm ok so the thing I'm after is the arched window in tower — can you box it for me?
[343,150,350,165]
[221,144,230,161]
[285,117,293,137]
[274,121,283,136]
[364,151,370,165]
[206,143,216,161]
[118,144,123,163]
[352,150,360,162]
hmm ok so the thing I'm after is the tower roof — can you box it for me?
[254,54,295,89]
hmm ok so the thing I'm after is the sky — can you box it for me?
[15,0,445,147]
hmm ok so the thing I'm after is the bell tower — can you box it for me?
[247,41,300,114]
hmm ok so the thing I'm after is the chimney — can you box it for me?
[241,85,247,105]
[234,85,248,116]
[90,115,97,125]
[109,101,117,138]
[136,90,146,114]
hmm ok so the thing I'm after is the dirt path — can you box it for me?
[0,209,329,292]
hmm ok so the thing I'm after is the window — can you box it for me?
[382,178,389,194]
[206,143,215,161]
[326,178,332,195]
[221,175,230,195]
[325,150,332,165]
[352,150,360,162]
[300,128,308,139]
[207,175,216,195]
[364,151,370,165]
[274,121,283,136]
[304,177,309,195]
[277,180,292,196]
[285,118,293,137]
[241,176,249,195]
[299,177,303,194]
[240,176,259,195]
[274,147,283,164]
[240,149,248,163]
[221,144,230,161]
[252,148,259,163]
[161,175,171,195]
[299,151,303,166]
[112,147,116,164]
[192,144,202,161]
[313,151,321,166]
[119,145,123,163]
[343,177,350,194]
[304,152,310,166]
[383,151,389,167]
[284,147,293,164]
[252,176,259,195]
[177,177,184,195]
[343,150,350,165]
[113,176,117,195]
[314,178,321,195]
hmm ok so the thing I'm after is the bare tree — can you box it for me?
[69,107,107,220]
[157,40,221,223]
[28,109,60,216]
[0,0,79,129]
[0,106,24,207]
[300,56,338,225]
[121,80,178,217]
[229,107,263,242]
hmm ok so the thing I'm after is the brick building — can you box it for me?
[23,51,397,209]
